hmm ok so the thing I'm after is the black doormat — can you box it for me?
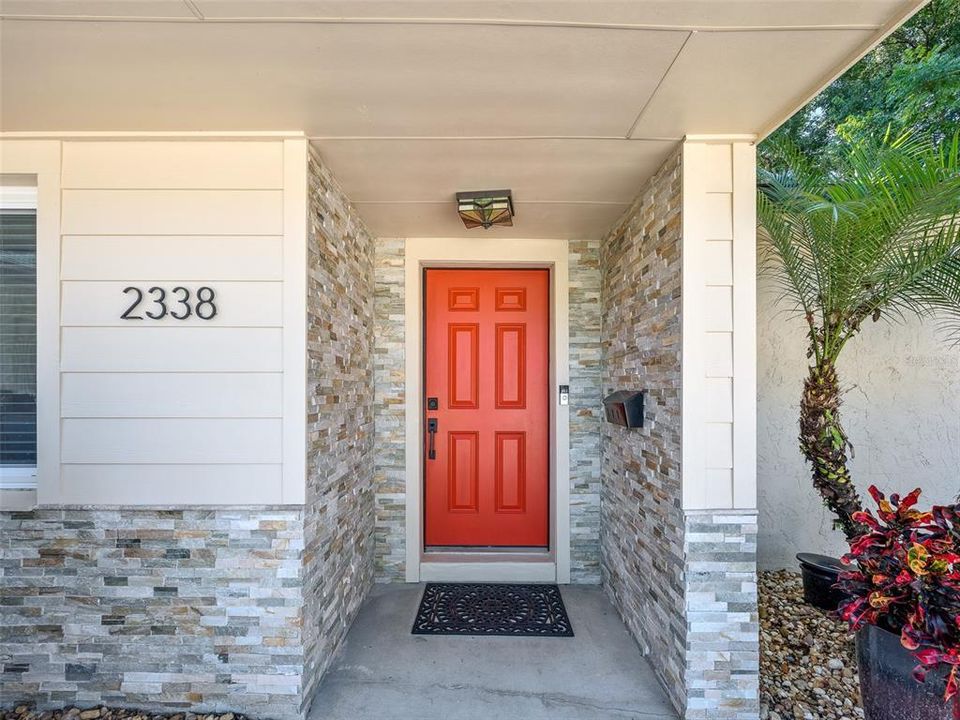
[412,583,574,637]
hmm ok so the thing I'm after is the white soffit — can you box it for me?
[629,28,876,138]
[355,201,630,241]
[0,1,195,17]
[0,0,927,238]
[315,139,678,203]
[191,2,906,29]
[0,22,688,137]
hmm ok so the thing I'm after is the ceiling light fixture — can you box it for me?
[456,190,514,229]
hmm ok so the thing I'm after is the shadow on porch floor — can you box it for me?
[308,583,678,720]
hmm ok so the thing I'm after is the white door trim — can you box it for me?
[403,237,571,583]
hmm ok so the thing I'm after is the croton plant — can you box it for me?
[837,486,960,718]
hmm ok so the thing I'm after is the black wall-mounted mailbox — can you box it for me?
[603,391,644,428]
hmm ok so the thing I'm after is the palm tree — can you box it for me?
[757,132,960,540]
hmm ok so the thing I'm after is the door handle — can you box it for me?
[427,418,438,460]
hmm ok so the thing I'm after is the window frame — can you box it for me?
[0,188,39,488]
[0,140,61,505]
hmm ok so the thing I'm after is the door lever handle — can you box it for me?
[427,418,438,460]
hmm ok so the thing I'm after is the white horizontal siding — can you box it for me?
[705,422,734,468]
[705,378,733,423]
[59,464,283,505]
[705,286,733,331]
[48,137,304,506]
[704,332,733,377]
[61,373,282,418]
[61,418,282,464]
[61,281,282,327]
[702,193,734,240]
[61,141,284,189]
[704,468,734,508]
[704,144,734,192]
[62,236,283,281]
[61,189,284,235]
[61,327,282,371]
[704,240,733,285]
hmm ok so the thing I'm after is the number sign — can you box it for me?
[121,286,218,320]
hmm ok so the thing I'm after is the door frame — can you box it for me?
[403,238,570,583]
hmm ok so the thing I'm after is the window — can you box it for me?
[0,185,37,488]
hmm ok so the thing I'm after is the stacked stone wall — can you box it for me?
[302,148,377,711]
[599,147,687,711]
[368,240,604,584]
[568,240,603,583]
[0,508,305,719]
[371,239,406,582]
[599,145,760,719]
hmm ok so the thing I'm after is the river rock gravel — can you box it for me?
[760,569,863,720]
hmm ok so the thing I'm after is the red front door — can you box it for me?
[424,269,549,547]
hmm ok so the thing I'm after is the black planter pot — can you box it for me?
[796,552,846,611]
[857,623,951,720]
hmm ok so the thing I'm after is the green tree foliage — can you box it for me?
[757,132,960,536]
[762,0,960,167]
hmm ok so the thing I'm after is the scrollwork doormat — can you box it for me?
[412,583,574,637]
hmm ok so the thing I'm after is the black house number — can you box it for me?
[121,286,218,321]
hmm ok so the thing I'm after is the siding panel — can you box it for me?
[61,372,282,418]
[61,281,282,327]
[61,189,283,235]
[62,236,283,281]
[59,464,283,504]
[62,141,284,189]
[61,418,282,464]
[61,327,282,371]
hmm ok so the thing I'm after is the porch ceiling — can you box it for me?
[0,0,927,239]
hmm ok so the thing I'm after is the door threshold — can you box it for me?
[419,558,557,583]
[423,549,552,564]
[425,546,550,554]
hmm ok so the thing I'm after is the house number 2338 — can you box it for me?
[121,286,218,320]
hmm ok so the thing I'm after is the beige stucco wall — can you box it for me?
[757,273,960,569]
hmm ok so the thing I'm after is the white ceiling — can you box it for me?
[0,1,926,238]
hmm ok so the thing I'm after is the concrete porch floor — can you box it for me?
[308,583,679,720]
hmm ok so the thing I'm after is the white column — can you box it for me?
[680,136,757,511]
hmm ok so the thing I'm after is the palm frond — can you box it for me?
[758,130,960,353]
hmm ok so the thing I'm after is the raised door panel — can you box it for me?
[447,431,479,512]
[495,432,526,513]
[448,323,479,409]
[495,323,526,409]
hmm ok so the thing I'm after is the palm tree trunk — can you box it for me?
[799,360,865,540]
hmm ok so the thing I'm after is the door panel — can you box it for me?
[424,268,549,547]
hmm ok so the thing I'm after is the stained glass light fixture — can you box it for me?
[456,190,514,229]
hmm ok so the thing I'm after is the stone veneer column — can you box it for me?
[568,239,603,583]
[600,139,759,719]
[683,510,759,719]
[373,238,406,581]
[679,138,759,718]
[302,148,376,712]
[601,148,687,711]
